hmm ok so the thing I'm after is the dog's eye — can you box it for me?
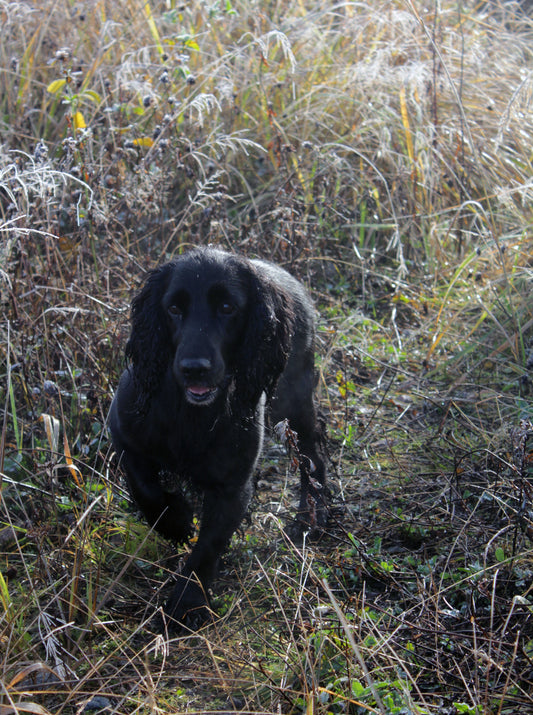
[218,302,236,316]
[167,304,183,317]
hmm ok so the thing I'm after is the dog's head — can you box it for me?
[125,248,295,411]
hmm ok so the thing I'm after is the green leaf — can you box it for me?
[0,570,12,613]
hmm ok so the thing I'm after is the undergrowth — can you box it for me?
[1,0,532,713]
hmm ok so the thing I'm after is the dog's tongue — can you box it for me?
[188,386,211,395]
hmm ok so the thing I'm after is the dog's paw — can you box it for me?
[286,496,328,542]
[158,574,213,633]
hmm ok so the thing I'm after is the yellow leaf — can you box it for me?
[72,111,86,131]
[336,371,347,398]
[290,154,309,201]
[63,432,83,487]
[133,137,154,148]
[81,89,102,105]
[143,1,164,57]
[40,413,60,454]
[47,78,67,94]
[399,85,414,164]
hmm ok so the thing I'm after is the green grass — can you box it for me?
[1,0,533,713]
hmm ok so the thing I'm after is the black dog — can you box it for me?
[109,247,326,630]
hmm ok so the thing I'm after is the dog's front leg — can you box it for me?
[163,481,253,631]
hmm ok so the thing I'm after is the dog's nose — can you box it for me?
[179,357,212,378]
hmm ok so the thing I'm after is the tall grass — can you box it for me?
[1,0,532,263]
[1,1,532,713]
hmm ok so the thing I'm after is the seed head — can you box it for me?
[55,47,71,62]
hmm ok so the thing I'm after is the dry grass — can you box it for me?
[1,0,533,713]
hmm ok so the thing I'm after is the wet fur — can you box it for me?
[109,247,326,630]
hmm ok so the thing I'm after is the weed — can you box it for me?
[1,0,533,713]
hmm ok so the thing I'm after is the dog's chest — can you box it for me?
[156,413,261,492]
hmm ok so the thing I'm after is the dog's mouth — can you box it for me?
[185,385,219,405]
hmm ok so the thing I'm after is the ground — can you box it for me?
[1,0,533,712]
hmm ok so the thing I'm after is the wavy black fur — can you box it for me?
[109,247,326,631]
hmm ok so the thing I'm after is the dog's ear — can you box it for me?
[125,263,174,412]
[235,263,295,405]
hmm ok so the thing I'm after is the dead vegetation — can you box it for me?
[1,0,533,713]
